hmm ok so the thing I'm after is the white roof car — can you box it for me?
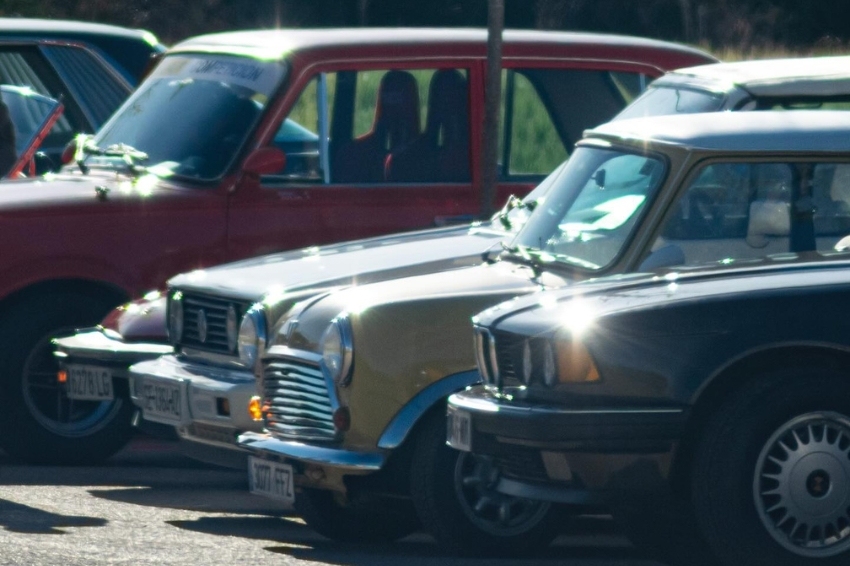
[615,55,850,119]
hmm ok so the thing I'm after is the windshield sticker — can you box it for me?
[153,56,283,96]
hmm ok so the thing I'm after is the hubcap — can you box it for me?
[453,452,550,536]
[754,412,850,557]
[22,333,121,437]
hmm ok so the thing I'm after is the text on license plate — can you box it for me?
[249,456,295,505]
[67,365,114,401]
[447,409,472,452]
[141,381,182,421]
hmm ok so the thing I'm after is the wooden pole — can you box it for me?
[480,0,504,219]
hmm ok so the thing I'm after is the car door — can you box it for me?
[225,61,481,259]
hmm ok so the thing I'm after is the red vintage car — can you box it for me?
[0,28,714,462]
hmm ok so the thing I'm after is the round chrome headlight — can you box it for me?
[542,341,557,387]
[521,340,533,384]
[168,291,183,344]
[321,317,353,387]
[238,306,267,368]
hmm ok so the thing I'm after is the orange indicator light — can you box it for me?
[57,370,68,384]
[248,396,263,421]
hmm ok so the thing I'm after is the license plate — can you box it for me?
[139,379,184,424]
[447,408,472,452]
[248,456,295,505]
[66,364,114,401]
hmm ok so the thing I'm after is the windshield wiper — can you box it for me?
[73,134,149,177]
[496,195,537,231]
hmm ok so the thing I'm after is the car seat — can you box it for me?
[385,69,470,183]
[332,70,421,183]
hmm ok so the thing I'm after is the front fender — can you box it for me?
[377,369,480,450]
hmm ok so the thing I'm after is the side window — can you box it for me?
[644,161,850,271]
[267,74,336,182]
[266,67,470,185]
[499,68,651,179]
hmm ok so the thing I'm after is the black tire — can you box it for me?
[410,411,560,557]
[692,366,850,566]
[294,487,420,543]
[0,291,133,465]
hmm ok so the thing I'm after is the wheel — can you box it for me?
[692,366,850,566]
[0,291,133,465]
[410,412,560,556]
[294,487,420,543]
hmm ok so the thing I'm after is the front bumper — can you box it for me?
[129,355,262,456]
[54,328,173,366]
[239,431,385,473]
[447,387,688,501]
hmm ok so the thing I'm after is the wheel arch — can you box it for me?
[376,369,481,451]
[669,344,850,495]
[0,278,130,319]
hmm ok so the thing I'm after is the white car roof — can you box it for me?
[657,55,850,97]
[588,110,850,152]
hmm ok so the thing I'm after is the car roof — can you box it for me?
[171,27,713,67]
[587,110,850,153]
[0,18,165,83]
[655,55,850,97]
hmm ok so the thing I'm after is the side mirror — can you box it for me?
[243,147,286,177]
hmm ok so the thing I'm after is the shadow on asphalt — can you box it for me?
[0,498,106,534]
[167,513,656,565]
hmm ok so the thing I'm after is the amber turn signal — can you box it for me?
[248,396,263,421]
[57,369,67,384]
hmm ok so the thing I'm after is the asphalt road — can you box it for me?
[0,435,662,566]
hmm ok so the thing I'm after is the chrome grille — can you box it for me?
[263,359,336,442]
[475,326,522,388]
[492,330,522,385]
[178,293,248,355]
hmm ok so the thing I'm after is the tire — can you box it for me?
[410,411,560,557]
[0,291,133,465]
[294,487,420,543]
[692,366,850,566]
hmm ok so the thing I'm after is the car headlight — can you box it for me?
[320,316,353,387]
[522,337,600,386]
[238,305,267,368]
[168,291,183,344]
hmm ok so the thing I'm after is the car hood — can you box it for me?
[168,223,509,301]
[482,260,850,334]
[281,260,570,353]
[0,169,174,212]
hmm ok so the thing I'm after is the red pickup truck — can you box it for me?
[0,27,714,462]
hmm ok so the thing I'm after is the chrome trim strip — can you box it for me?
[264,345,323,364]
[238,431,385,471]
[449,393,686,418]
[486,329,500,387]
[473,327,490,384]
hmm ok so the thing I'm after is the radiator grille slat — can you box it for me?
[263,359,337,442]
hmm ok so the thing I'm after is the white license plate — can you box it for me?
[248,456,295,505]
[447,408,472,452]
[66,364,114,401]
[139,379,184,424]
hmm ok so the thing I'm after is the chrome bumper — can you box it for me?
[239,431,385,472]
[53,328,172,366]
[129,355,263,451]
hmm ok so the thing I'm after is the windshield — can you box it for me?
[89,54,286,180]
[510,146,666,271]
[614,85,726,120]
